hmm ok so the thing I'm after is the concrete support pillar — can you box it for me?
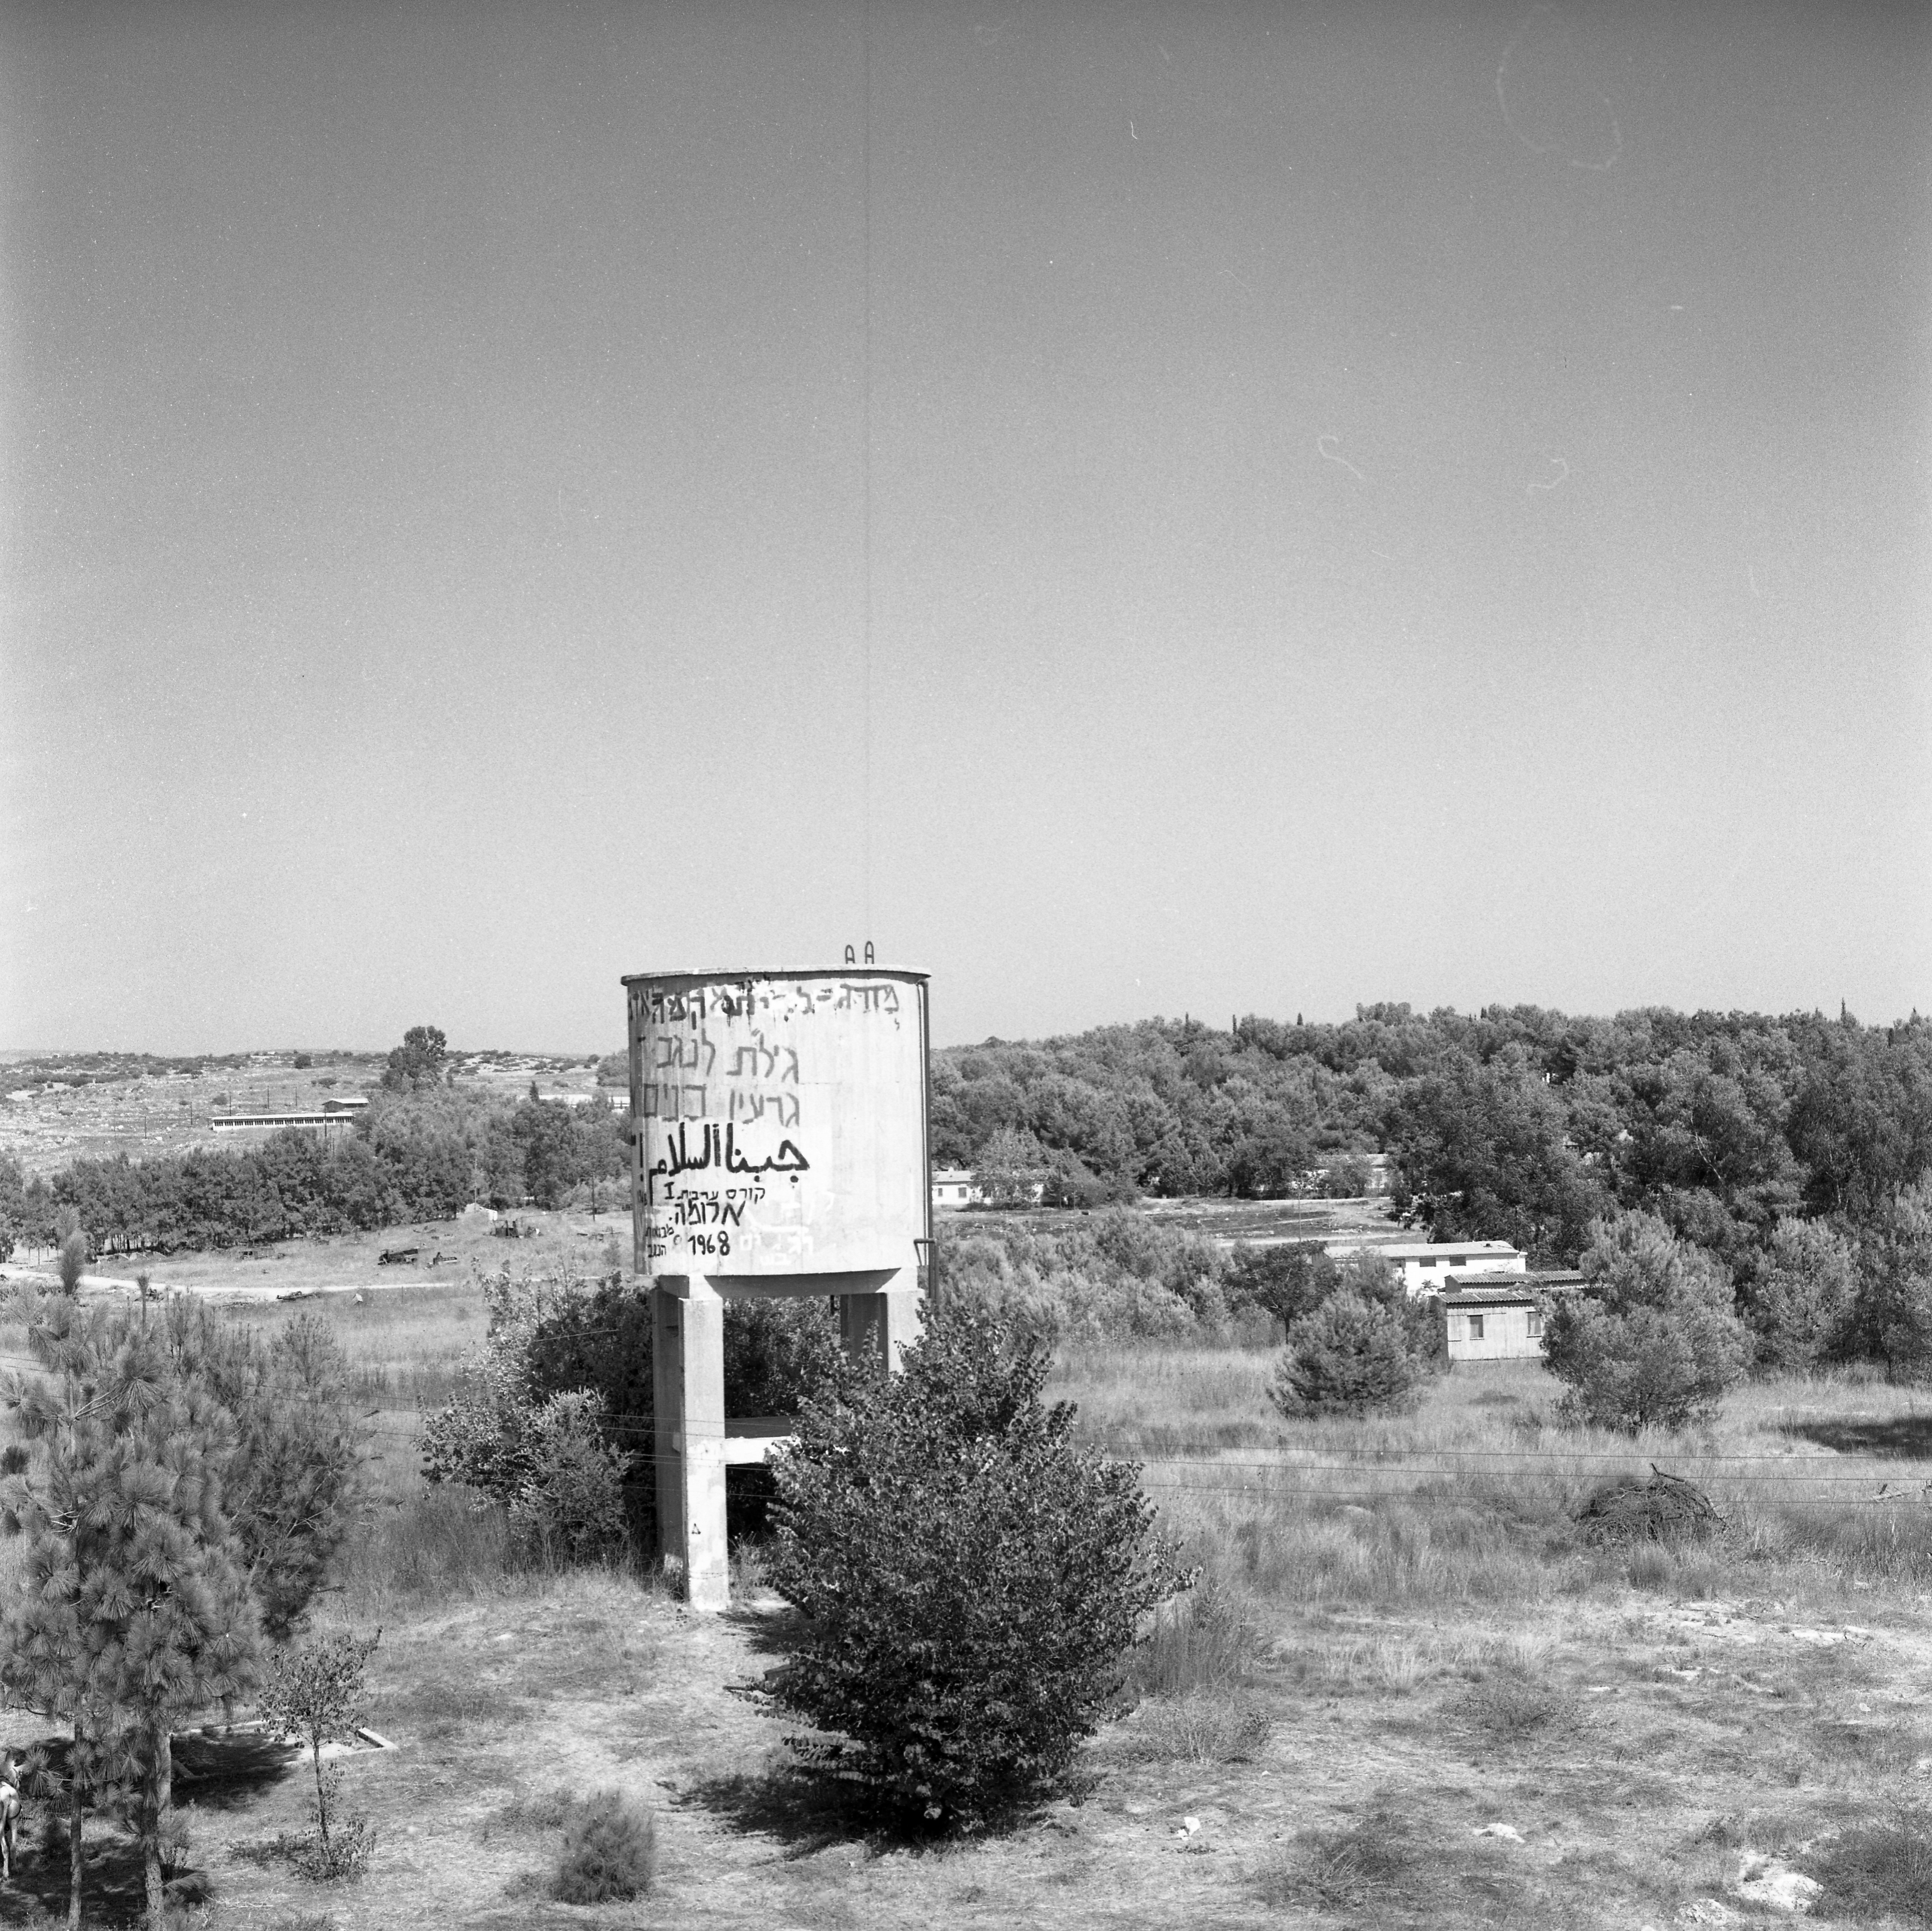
[839,1282,924,1375]
[652,1277,730,1612]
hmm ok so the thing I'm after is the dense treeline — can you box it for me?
[937,1005,1932,1269]
[0,1088,627,1258]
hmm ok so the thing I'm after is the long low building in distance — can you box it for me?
[211,1096,368,1140]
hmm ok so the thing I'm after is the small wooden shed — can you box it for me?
[1439,1278,1546,1362]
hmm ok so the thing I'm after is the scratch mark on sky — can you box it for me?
[1317,435,1364,482]
[1496,4,1622,173]
[1527,454,1569,495]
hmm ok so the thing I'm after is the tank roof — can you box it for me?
[621,964,928,986]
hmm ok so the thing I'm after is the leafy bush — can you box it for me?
[550,1789,656,1903]
[763,1303,1185,1830]
[1269,1291,1422,1417]
[421,1271,840,1556]
[509,1391,632,1564]
[1542,1212,1751,1430]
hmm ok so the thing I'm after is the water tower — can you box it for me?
[624,962,932,1609]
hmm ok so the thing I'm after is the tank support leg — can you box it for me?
[652,1277,730,1611]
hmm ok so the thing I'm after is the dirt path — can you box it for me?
[0,1263,450,1302]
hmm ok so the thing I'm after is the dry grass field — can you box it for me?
[6,1279,1932,1927]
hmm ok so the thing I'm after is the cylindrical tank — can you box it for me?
[624,966,930,1281]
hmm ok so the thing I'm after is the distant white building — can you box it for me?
[211,1108,359,1142]
[1375,1240,1526,1299]
[931,1168,983,1209]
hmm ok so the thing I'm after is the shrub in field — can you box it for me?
[1746,1216,1859,1370]
[551,1789,656,1903]
[1542,1212,1751,1430]
[763,1303,1185,1830]
[509,1390,632,1564]
[1269,1291,1422,1417]
[258,1629,380,1879]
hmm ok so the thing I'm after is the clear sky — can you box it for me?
[3,0,1927,1054]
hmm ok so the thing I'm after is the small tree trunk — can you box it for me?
[66,1769,82,1931]
[143,1725,172,1931]
[312,1739,331,1852]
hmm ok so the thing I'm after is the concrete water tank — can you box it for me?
[623,963,932,1607]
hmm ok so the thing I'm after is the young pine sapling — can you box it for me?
[258,1630,381,1869]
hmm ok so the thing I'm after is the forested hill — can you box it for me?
[932,1004,1932,1267]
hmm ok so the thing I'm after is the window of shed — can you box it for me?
[1467,1313,1484,1340]
[1527,1309,1543,1337]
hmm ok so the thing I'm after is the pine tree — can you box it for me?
[2,1294,135,1929]
[0,1292,261,1930]
[1269,1291,1423,1417]
[151,1299,364,1637]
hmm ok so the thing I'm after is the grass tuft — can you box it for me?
[1125,1575,1261,1697]
[1125,1691,1273,1765]
[1814,1804,1932,1923]
[1457,1672,1580,1750]
[551,1788,657,1904]
[1261,1810,1419,1910]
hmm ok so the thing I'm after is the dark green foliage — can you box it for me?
[153,1301,364,1637]
[938,1211,1231,1344]
[1542,1212,1752,1429]
[421,1273,840,1555]
[1745,1216,1859,1370]
[763,1304,1184,1830]
[56,1228,87,1294]
[1392,1049,1613,1262]
[380,1024,448,1092]
[510,1391,631,1562]
[0,1152,22,1262]
[1224,1242,1340,1330]
[1269,1291,1422,1417]
[550,1789,656,1903]
[25,1082,628,1256]
[1844,1182,1932,1379]
[0,1292,262,1930]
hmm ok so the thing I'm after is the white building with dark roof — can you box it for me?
[1373,1240,1526,1299]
